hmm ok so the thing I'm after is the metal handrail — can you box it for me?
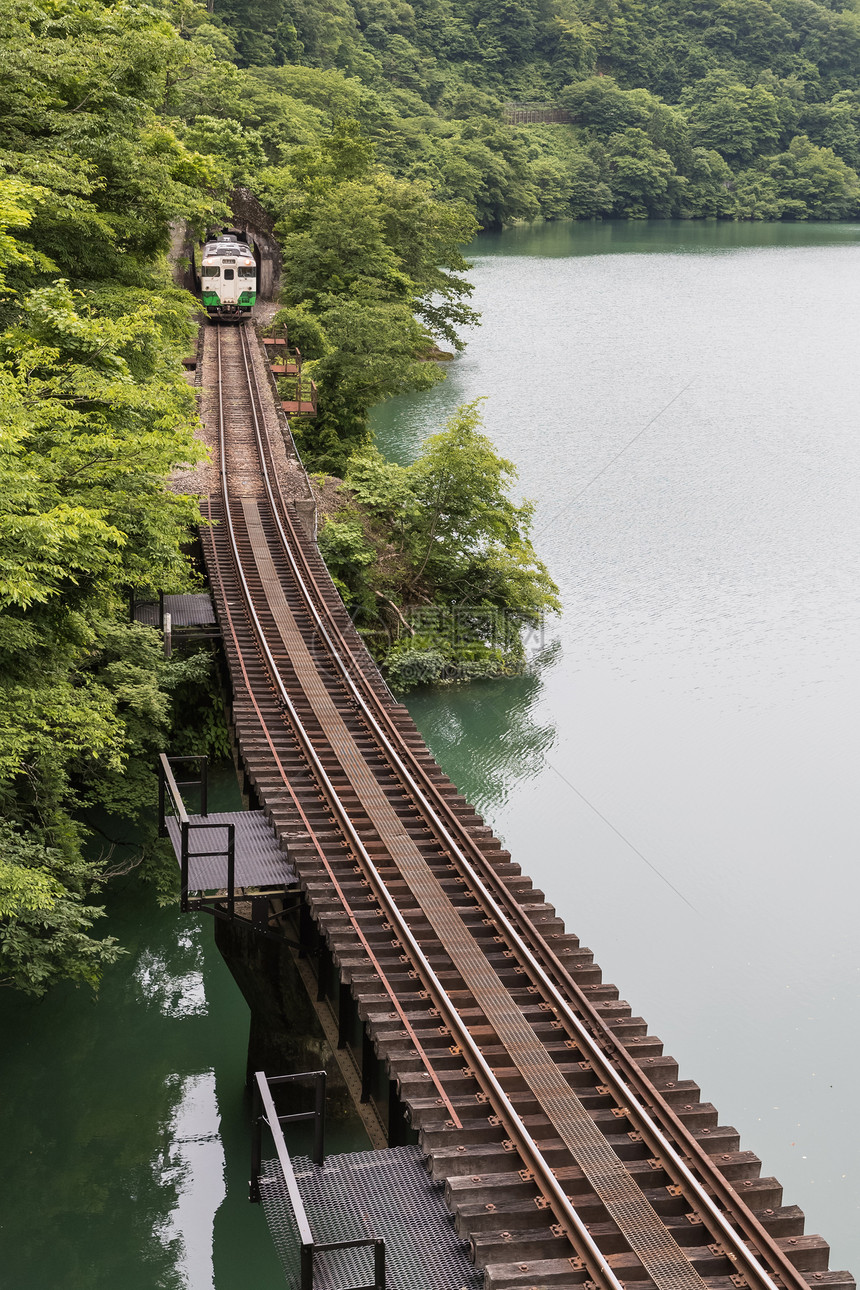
[252,1070,326,1182]
[180,820,235,915]
[158,753,189,832]
[303,1239,385,1290]
[157,753,209,827]
[251,1070,385,1290]
[158,754,234,912]
[168,753,209,817]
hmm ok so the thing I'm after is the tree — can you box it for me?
[684,147,737,216]
[268,118,476,467]
[799,91,860,171]
[681,71,783,162]
[316,402,561,687]
[698,0,792,66]
[560,76,651,134]
[0,196,207,992]
[181,115,267,185]
[299,297,446,471]
[763,134,860,217]
[604,127,683,216]
[0,0,225,292]
[732,168,783,217]
[444,121,540,227]
[472,0,539,69]
[0,825,124,997]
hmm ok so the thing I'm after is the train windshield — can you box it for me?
[201,265,220,277]
[223,269,234,280]
[238,267,255,278]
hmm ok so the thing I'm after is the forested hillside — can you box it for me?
[199,0,860,221]
[2,0,859,991]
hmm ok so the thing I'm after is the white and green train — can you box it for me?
[198,232,257,320]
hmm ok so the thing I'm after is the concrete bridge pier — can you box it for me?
[212,916,336,1089]
[213,896,406,1150]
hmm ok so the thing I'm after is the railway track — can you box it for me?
[201,320,852,1290]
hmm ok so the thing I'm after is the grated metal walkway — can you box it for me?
[164,809,295,889]
[259,1145,482,1290]
[134,593,217,628]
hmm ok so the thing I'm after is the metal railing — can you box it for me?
[279,373,318,416]
[503,101,573,123]
[157,753,236,914]
[250,1070,385,1290]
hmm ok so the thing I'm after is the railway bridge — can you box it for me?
[162,321,854,1290]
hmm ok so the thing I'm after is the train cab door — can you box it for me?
[221,267,237,304]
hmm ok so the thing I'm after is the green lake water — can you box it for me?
[0,881,281,1290]
[374,218,860,1273]
[0,768,367,1289]
[2,219,859,1285]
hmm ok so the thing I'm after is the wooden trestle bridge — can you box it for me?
[161,321,854,1290]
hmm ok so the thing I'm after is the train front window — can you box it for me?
[201,265,220,277]
[238,267,255,279]
[223,268,234,280]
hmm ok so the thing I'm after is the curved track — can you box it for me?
[202,321,846,1290]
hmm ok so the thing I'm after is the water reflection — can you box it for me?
[472,217,860,259]
[134,925,208,1018]
[0,874,285,1290]
[155,1072,226,1290]
[406,640,560,818]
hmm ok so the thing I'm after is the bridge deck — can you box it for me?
[134,592,217,629]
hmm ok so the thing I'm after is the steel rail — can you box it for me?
[238,327,804,1290]
[216,324,627,1290]
[210,331,462,1126]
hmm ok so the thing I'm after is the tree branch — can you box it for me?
[375,589,415,636]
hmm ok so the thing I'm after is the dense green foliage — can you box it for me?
[191,0,860,229]
[263,119,477,471]
[163,0,860,454]
[316,402,561,686]
[0,0,228,993]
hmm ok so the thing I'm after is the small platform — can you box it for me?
[259,1145,480,1290]
[281,399,317,416]
[164,809,296,889]
[134,593,217,629]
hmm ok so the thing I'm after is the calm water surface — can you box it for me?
[374,220,860,1271]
